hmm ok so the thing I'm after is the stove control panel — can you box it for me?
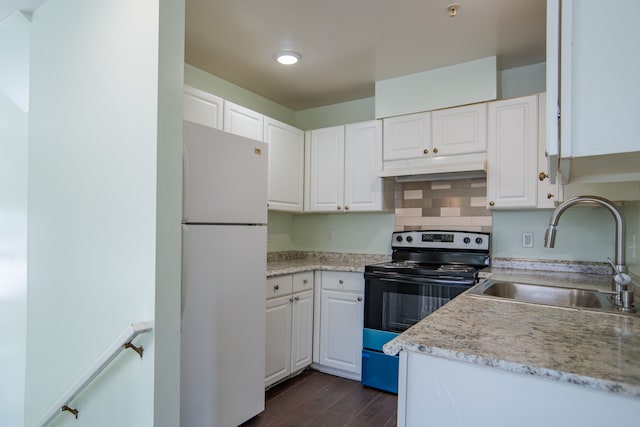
[392,230,490,251]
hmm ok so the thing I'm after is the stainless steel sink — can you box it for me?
[468,280,638,316]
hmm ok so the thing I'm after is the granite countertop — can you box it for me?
[383,263,640,398]
[266,251,390,277]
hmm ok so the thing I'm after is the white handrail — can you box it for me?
[36,321,153,427]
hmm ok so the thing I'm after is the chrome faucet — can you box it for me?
[544,195,634,311]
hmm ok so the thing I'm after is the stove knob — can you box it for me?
[463,237,471,244]
[475,237,483,244]
[396,235,403,242]
[406,236,413,243]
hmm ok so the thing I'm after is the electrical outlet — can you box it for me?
[522,232,533,248]
[327,230,333,241]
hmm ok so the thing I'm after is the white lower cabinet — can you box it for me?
[265,272,313,388]
[397,351,640,427]
[316,271,364,380]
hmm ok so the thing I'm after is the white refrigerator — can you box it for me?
[181,120,267,427]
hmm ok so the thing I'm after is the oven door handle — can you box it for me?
[376,276,474,286]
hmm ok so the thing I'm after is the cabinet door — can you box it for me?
[560,0,640,158]
[264,117,305,212]
[487,95,538,209]
[537,93,559,208]
[308,126,345,212]
[319,290,364,376]
[183,85,223,130]
[265,295,292,388]
[382,112,430,161]
[290,290,314,373]
[344,120,383,212]
[223,101,264,141]
[431,103,487,156]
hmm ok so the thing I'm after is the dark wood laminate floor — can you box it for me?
[241,369,397,427]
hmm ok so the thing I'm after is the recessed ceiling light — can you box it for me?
[275,51,301,65]
[447,4,460,17]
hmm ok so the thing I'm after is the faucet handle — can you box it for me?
[607,257,631,285]
[614,273,632,286]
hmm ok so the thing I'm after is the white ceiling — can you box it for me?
[2,0,547,112]
[185,0,547,110]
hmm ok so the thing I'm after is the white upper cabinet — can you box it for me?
[486,95,538,209]
[382,112,431,161]
[264,117,305,212]
[183,85,223,130]
[344,120,386,212]
[224,101,264,141]
[307,126,345,212]
[431,103,487,155]
[547,0,640,183]
[537,93,560,208]
[381,104,487,177]
[307,121,392,213]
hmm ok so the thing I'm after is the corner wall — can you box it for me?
[25,1,183,425]
[0,91,28,427]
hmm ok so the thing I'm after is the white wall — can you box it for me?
[25,1,183,426]
[0,91,28,427]
[0,18,31,427]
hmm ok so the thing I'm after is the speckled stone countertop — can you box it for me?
[383,261,640,398]
[266,251,390,277]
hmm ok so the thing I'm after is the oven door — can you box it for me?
[364,273,473,333]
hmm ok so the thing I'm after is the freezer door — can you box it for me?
[183,120,268,224]
[181,224,267,427]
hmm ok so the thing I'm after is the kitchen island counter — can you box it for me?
[384,267,640,398]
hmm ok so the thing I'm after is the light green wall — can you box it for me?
[294,97,375,130]
[493,205,640,276]
[186,61,640,274]
[267,212,297,251]
[627,204,640,274]
[185,63,296,126]
[498,62,546,99]
[291,213,395,254]
[268,211,395,254]
[25,1,183,425]
[0,92,28,427]
[375,56,498,118]
[153,1,184,425]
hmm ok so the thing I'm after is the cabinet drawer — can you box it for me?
[321,271,364,292]
[292,271,314,293]
[267,275,293,299]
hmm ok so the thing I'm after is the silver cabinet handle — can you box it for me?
[294,296,299,301]
[357,296,363,302]
[289,297,294,302]
[303,279,308,284]
[274,285,279,290]
[339,279,344,284]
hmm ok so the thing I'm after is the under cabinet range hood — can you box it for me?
[378,152,487,182]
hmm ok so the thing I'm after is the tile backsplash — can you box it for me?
[394,178,492,232]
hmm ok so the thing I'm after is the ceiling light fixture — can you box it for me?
[447,4,460,17]
[275,51,301,65]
